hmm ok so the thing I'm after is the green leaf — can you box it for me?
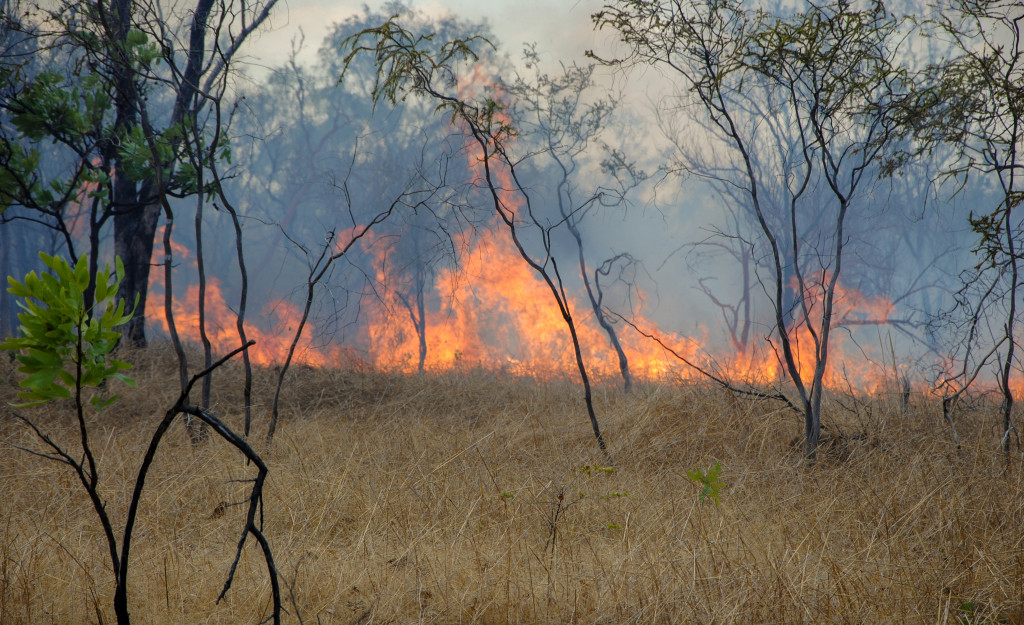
[9,398,53,409]
[20,367,61,392]
[91,394,120,409]
[686,462,725,506]
[1,252,135,410]
[112,372,137,387]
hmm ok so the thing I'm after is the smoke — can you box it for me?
[0,0,993,395]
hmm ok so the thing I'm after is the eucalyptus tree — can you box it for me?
[337,18,632,453]
[911,0,1024,451]
[592,0,916,458]
[505,47,645,391]
[0,0,278,347]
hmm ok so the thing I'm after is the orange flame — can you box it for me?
[145,231,349,368]
[358,66,901,391]
[138,69,902,393]
[361,227,901,389]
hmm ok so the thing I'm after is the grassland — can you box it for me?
[1,347,1022,624]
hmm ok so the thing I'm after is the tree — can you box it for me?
[338,19,627,453]
[0,0,278,346]
[592,0,915,458]
[506,47,646,391]
[1,253,281,624]
[912,0,1024,451]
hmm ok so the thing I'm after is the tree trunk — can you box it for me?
[109,0,217,348]
[806,383,822,460]
[115,202,162,346]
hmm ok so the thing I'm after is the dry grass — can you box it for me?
[1,346,1022,624]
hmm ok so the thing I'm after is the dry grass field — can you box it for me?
[1,347,1022,624]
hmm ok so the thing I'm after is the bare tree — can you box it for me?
[339,20,620,453]
[908,0,1024,452]
[592,0,915,458]
[675,209,759,355]
[506,47,646,391]
[264,183,442,442]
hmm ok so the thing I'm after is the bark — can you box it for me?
[998,198,1017,454]
[114,202,161,346]
[576,230,632,393]
[111,0,217,347]
[105,0,153,348]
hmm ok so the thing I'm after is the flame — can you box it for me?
[145,230,349,368]
[136,68,902,393]
[360,212,905,389]
[362,72,688,379]
[146,225,901,388]
[780,276,898,392]
[365,224,689,378]
[358,66,901,391]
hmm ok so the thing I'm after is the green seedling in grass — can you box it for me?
[686,462,724,506]
[2,252,282,623]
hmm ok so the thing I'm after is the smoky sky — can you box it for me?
[252,0,608,75]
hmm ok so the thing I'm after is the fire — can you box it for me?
[147,278,337,367]
[360,71,688,379]
[136,67,901,394]
[145,232,346,368]
[360,214,900,390]
[364,223,690,378]
[358,65,901,391]
[141,202,897,389]
[782,276,898,392]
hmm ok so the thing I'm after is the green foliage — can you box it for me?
[11,71,92,140]
[686,462,724,505]
[125,29,162,69]
[1,253,136,408]
[969,191,1024,268]
[0,16,222,220]
[338,16,491,110]
[0,142,42,212]
[337,16,520,144]
[0,63,113,215]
